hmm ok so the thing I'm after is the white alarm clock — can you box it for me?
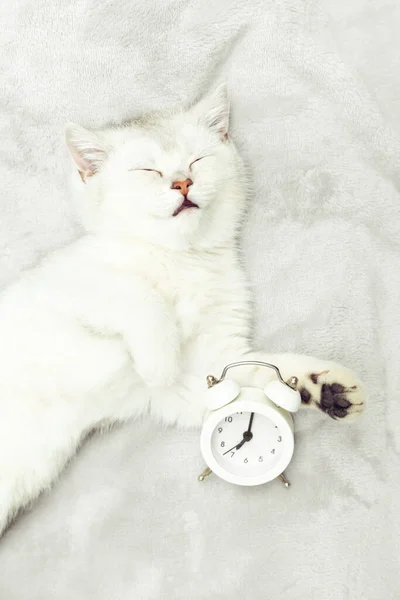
[198,361,301,487]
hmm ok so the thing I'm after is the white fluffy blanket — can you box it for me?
[0,1,399,598]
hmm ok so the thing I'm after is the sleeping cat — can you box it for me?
[0,86,365,536]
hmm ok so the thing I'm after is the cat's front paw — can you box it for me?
[298,363,365,422]
[135,347,180,388]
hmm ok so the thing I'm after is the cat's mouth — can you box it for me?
[173,198,199,217]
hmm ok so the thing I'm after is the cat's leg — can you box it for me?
[0,485,14,538]
[99,277,180,389]
[0,398,87,538]
[122,304,180,389]
[0,378,150,538]
[0,448,79,539]
[227,351,365,422]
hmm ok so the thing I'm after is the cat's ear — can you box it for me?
[65,123,108,183]
[193,84,230,140]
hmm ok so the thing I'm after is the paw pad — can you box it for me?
[319,383,354,419]
[300,388,311,404]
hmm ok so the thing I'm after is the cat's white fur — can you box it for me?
[0,86,365,536]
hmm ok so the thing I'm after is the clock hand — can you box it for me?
[223,439,245,455]
[246,412,254,435]
[234,438,247,451]
[222,413,256,456]
[237,413,255,446]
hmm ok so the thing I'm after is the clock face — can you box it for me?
[211,411,284,478]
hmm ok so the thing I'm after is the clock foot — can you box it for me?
[278,472,291,488]
[198,466,213,481]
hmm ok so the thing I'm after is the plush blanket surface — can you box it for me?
[0,1,399,598]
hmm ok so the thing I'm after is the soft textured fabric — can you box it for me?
[0,1,399,598]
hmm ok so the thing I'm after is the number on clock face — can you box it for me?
[211,411,284,477]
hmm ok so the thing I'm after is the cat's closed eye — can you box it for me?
[129,156,211,177]
[129,168,163,176]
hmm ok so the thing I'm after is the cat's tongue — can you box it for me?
[173,198,199,217]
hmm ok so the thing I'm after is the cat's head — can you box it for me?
[65,86,246,250]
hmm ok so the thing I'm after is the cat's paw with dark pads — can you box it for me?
[319,383,356,419]
[299,363,365,422]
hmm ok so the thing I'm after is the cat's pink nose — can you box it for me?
[171,178,193,196]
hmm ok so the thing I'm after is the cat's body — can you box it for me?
[0,86,365,536]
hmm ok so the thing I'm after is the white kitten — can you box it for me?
[0,86,365,536]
